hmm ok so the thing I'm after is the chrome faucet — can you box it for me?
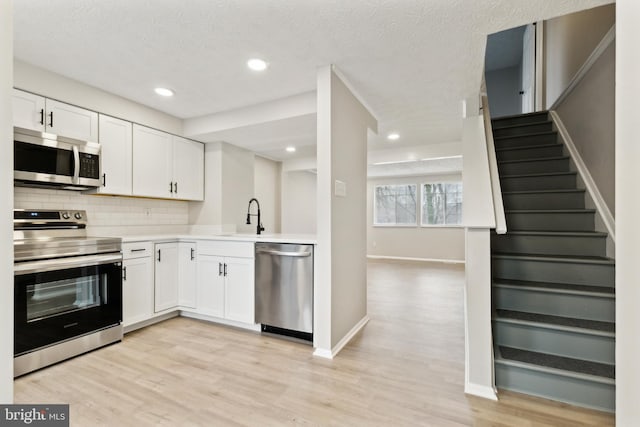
[246,198,265,235]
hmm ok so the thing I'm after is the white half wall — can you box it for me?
[544,4,615,108]
[14,60,182,135]
[367,174,464,262]
[615,0,640,423]
[315,66,377,354]
[254,156,282,234]
[0,0,13,404]
[281,170,317,234]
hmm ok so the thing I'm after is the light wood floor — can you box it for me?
[15,260,615,426]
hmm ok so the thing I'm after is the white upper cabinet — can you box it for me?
[132,124,173,199]
[12,90,45,131]
[132,124,204,201]
[172,136,204,201]
[12,89,98,141]
[96,114,132,196]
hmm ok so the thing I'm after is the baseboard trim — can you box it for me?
[180,311,262,332]
[549,111,615,241]
[465,382,498,401]
[550,25,615,110]
[313,315,370,359]
[367,255,465,264]
[123,311,179,334]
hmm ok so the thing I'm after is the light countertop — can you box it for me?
[119,233,317,245]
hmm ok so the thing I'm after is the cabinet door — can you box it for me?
[178,242,197,308]
[224,256,255,324]
[45,99,98,141]
[122,256,154,327]
[97,115,132,195]
[12,89,45,131]
[172,136,204,201]
[154,242,179,312]
[132,125,173,198]
[196,255,225,318]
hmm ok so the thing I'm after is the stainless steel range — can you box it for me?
[13,209,123,377]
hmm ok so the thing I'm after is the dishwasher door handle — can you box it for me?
[256,248,312,257]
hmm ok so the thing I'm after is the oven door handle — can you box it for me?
[14,253,123,276]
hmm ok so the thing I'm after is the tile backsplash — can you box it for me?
[14,187,189,234]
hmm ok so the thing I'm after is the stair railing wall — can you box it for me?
[481,94,507,234]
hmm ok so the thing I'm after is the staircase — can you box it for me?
[490,111,615,412]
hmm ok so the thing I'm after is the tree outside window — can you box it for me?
[374,184,417,225]
[422,182,462,225]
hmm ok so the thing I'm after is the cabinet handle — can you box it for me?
[190,248,195,260]
[169,182,173,193]
[102,173,106,187]
[131,248,146,253]
[48,111,54,128]
[224,263,227,277]
[123,266,127,281]
[157,249,161,262]
[39,109,44,125]
[218,262,223,276]
[174,182,178,194]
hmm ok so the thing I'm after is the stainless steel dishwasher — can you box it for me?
[255,242,313,341]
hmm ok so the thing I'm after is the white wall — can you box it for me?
[14,60,182,135]
[254,156,281,234]
[556,41,615,215]
[485,66,521,118]
[189,142,223,228]
[221,144,255,233]
[0,0,14,404]
[281,170,317,234]
[367,174,464,262]
[616,0,640,423]
[316,66,377,354]
[544,4,615,108]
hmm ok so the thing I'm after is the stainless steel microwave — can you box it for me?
[14,127,101,190]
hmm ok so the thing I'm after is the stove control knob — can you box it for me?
[74,212,83,220]
[61,212,70,220]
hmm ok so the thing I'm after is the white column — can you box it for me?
[615,0,640,423]
[0,0,14,403]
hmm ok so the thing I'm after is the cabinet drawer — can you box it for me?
[197,240,254,258]
[123,242,153,259]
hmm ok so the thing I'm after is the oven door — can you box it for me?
[14,253,122,356]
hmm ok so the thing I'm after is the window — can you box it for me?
[374,184,417,225]
[421,182,463,225]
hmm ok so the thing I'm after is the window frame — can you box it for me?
[372,183,418,227]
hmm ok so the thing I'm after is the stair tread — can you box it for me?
[498,156,569,164]
[492,252,615,265]
[505,209,596,213]
[493,279,614,295]
[496,309,615,333]
[494,131,557,141]
[497,231,607,237]
[492,122,552,131]
[496,143,561,152]
[502,189,584,195]
[498,345,615,379]
[500,171,576,178]
[492,111,549,121]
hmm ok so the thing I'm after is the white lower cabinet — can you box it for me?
[196,241,255,325]
[178,242,197,308]
[122,242,154,327]
[154,242,179,312]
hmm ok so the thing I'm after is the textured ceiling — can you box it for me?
[13,0,613,158]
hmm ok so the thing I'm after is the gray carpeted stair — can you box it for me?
[490,111,615,412]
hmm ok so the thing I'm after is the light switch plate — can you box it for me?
[334,180,347,197]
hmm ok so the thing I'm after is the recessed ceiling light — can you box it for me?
[247,58,268,71]
[285,146,296,153]
[154,87,174,97]
[387,133,400,141]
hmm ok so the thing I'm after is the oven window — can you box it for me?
[26,273,106,322]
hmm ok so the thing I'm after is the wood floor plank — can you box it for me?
[14,260,615,426]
